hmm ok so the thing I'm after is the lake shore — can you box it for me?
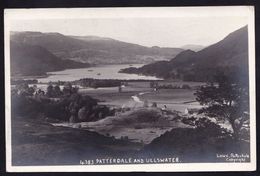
[36,64,160,83]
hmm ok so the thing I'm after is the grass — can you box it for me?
[53,108,191,144]
[11,117,142,166]
[78,81,203,112]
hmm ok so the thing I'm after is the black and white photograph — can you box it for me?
[4,7,256,172]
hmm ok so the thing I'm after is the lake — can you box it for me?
[37,64,160,83]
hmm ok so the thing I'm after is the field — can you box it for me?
[79,81,204,112]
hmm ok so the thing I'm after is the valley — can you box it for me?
[9,25,251,165]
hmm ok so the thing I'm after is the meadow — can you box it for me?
[79,81,204,112]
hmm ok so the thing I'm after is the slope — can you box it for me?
[10,41,89,76]
[11,31,184,64]
[121,26,248,82]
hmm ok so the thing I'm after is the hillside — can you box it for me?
[142,127,250,162]
[10,41,90,76]
[53,108,189,144]
[10,31,184,64]
[120,26,249,82]
[12,117,141,165]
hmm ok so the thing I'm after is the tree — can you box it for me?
[63,82,73,95]
[62,82,78,96]
[14,83,36,96]
[46,84,54,97]
[53,85,62,97]
[194,72,249,140]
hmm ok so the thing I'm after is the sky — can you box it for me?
[9,12,248,48]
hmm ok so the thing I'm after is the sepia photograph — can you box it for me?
[4,6,256,172]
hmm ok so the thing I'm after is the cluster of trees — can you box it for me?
[150,81,190,90]
[11,79,38,85]
[46,84,63,97]
[158,84,190,89]
[46,83,79,98]
[11,83,36,97]
[194,72,249,140]
[150,81,159,89]
[73,78,121,88]
[11,82,114,122]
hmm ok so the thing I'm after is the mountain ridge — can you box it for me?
[11,31,184,65]
[120,26,248,82]
[10,41,90,76]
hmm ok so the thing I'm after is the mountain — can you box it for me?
[10,32,184,64]
[120,26,248,82]
[181,44,204,52]
[10,41,90,76]
[69,35,116,41]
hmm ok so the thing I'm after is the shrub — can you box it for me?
[181,116,197,126]
[194,117,228,138]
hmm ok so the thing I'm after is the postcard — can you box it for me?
[4,6,256,172]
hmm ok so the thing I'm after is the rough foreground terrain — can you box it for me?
[12,117,142,165]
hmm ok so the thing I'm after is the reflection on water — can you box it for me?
[37,64,160,83]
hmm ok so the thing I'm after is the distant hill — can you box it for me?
[11,32,184,64]
[70,35,116,41]
[10,41,90,76]
[120,26,248,82]
[181,44,204,52]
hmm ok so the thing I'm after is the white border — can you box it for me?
[4,6,256,172]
